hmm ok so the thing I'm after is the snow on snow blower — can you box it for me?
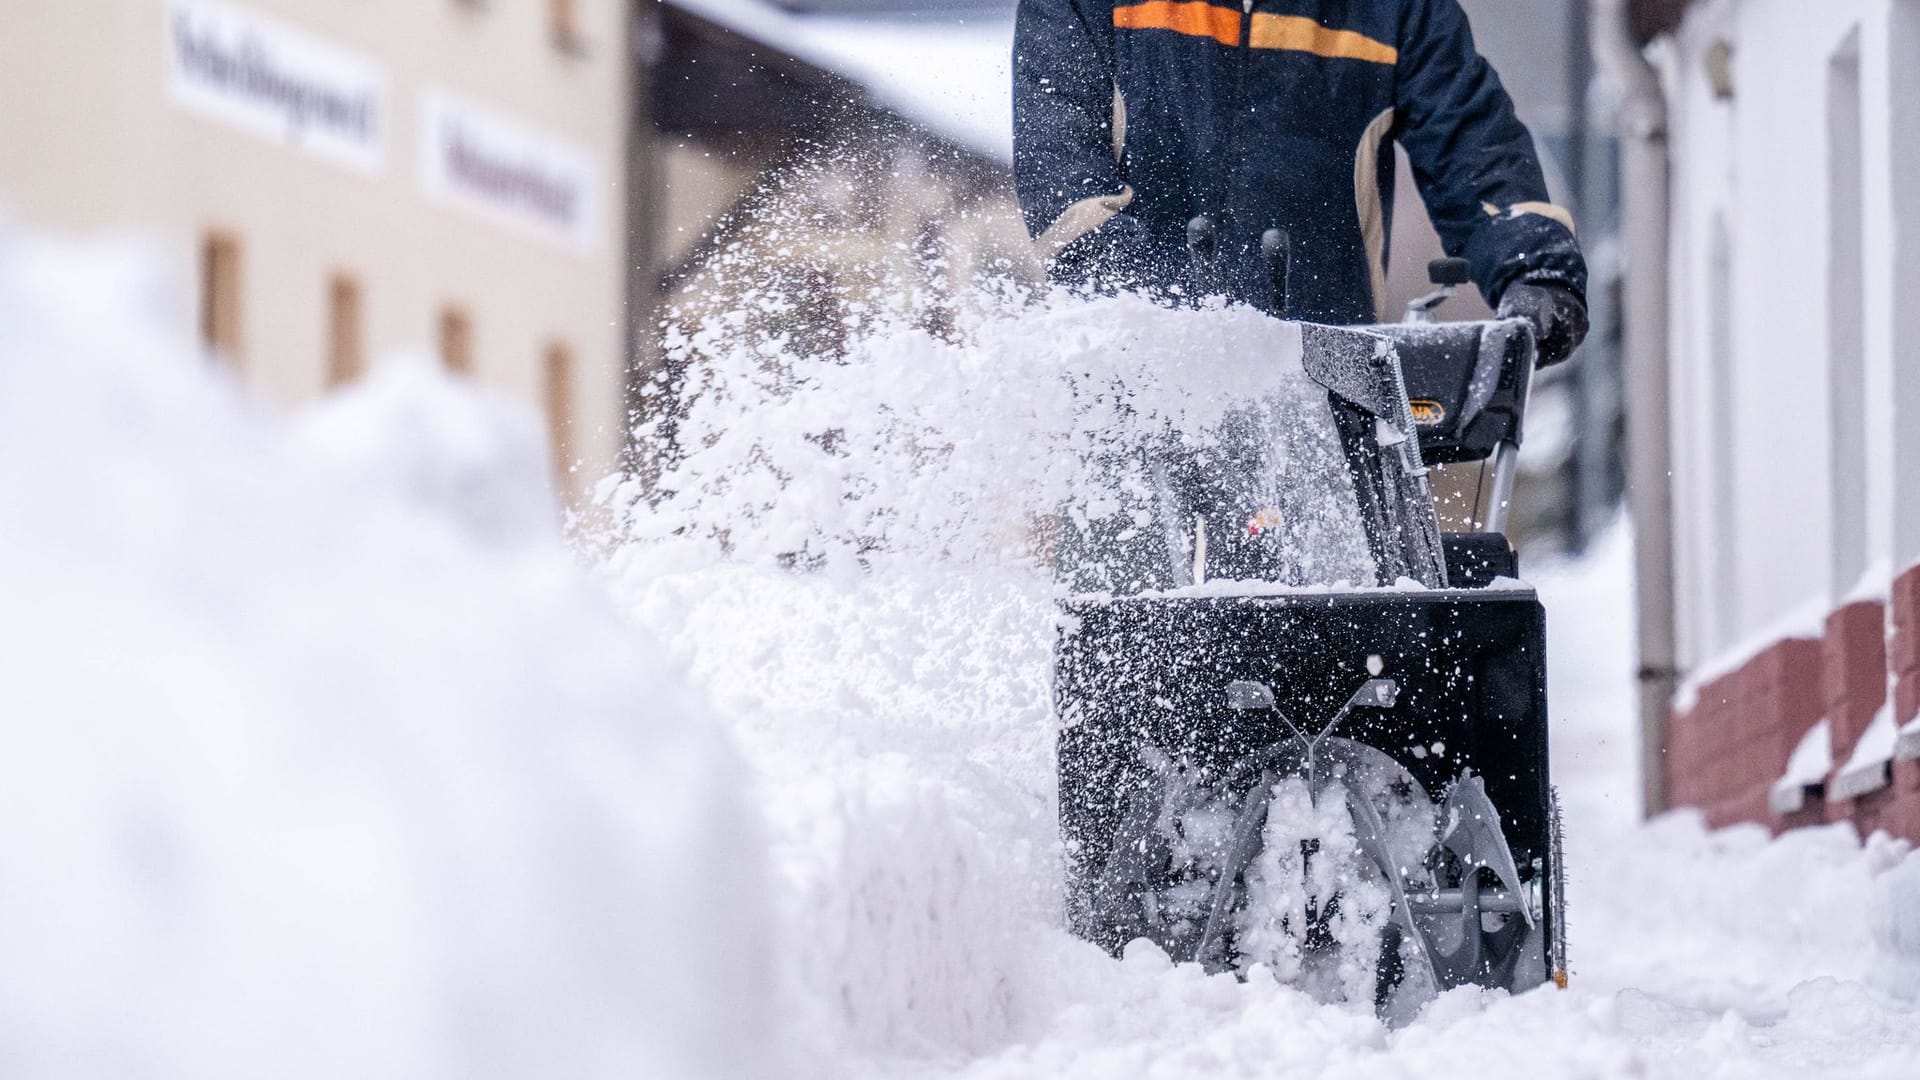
[1054,230,1567,1022]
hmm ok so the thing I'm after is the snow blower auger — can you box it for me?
[1054,228,1567,1022]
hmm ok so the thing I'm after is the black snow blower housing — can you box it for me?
[1054,246,1566,1021]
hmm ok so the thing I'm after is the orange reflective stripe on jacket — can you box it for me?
[1113,3,1398,65]
[1250,14,1397,64]
[1112,1,1242,47]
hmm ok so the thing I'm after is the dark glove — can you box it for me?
[1497,280,1589,367]
[1050,212,1157,291]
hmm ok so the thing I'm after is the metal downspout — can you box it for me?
[1593,0,1676,817]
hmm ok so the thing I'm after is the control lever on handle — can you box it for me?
[1405,257,1473,324]
[1186,215,1219,295]
[1261,228,1292,321]
[1429,257,1471,288]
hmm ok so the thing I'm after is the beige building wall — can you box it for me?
[0,0,633,502]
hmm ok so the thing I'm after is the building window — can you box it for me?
[439,305,474,376]
[326,273,365,387]
[544,342,575,485]
[549,0,585,54]
[200,231,244,368]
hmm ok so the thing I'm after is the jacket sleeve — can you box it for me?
[1394,0,1587,305]
[1013,0,1133,263]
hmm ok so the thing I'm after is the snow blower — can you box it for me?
[1054,227,1566,1021]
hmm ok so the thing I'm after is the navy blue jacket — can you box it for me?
[1013,0,1586,324]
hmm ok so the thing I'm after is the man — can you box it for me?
[1013,0,1588,365]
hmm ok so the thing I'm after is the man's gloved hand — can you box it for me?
[1051,212,1156,290]
[1497,280,1589,367]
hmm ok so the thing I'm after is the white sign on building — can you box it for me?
[165,0,387,173]
[418,89,602,254]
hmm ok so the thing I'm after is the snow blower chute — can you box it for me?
[1054,235,1567,1020]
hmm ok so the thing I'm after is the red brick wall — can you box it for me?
[1666,638,1823,831]
[1895,567,1920,736]
[1883,567,1920,838]
[1826,600,1890,835]
[1823,601,1888,768]
[1666,575,1920,843]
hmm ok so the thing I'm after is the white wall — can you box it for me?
[1664,0,1914,668]
[1893,1,1920,569]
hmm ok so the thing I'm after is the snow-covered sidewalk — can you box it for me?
[612,515,1920,1080]
[605,279,1920,1078]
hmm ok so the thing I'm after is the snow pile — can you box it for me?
[611,561,1059,1064]
[1871,854,1920,1001]
[294,356,562,550]
[1571,817,1907,1000]
[1773,721,1834,814]
[1833,700,1899,801]
[0,231,771,1079]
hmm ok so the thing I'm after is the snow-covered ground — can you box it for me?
[2,226,1916,1078]
[0,231,773,1078]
